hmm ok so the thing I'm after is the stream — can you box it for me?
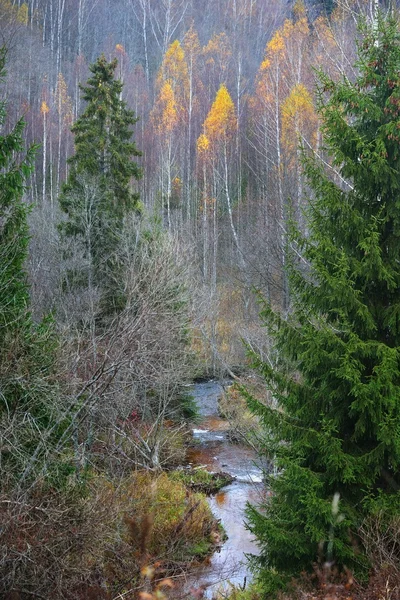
[179,380,264,598]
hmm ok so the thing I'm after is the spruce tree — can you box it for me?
[0,48,60,482]
[246,15,400,590]
[59,54,141,308]
[0,49,34,330]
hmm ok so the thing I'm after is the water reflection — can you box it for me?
[180,380,264,598]
[215,491,226,507]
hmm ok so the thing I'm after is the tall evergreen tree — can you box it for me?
[0,47,60,482]
[0,48,34,331]
[246,15,400,591]
[59,54,141,307]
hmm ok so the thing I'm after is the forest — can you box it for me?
[1,0,400,599]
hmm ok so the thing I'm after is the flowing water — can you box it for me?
[179,380,264,598]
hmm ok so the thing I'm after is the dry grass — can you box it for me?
[1,470,219,600]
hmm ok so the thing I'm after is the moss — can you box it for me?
[73,470,221,594]
[185,539,213,559]
[171,467,234,494]
[121,471,215,556]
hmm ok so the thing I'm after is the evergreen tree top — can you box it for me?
[72,53,139,139]
[317,15,400,205]
[61,52,141,218]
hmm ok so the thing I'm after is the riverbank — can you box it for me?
[2,378,264,600]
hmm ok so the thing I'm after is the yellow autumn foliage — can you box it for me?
[183,21,201,60]
[17,2,28,25]
[151,80,178,136]
[197,133,210,153]
[54,73,73,125]
[266,30,285,56]
[283,16,308,40]
[203,32,232,73]
[252,29,286,115]
[203,84,236,146]
[281,83,318,151]
[41,101,49,115]
[314,16,337,54]
[292,0,306,21]
[157,40,188,101]
[252,12,310,116]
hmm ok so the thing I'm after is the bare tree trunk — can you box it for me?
[212,170,217,295]
[202,164,208,280]
[273,64,288,311]
[77,0,85,56]
[223,145,245,268]
[49,131,54,212]
[167,141,172,230]
[56,0,66,76]
[186,62,193,222]
[57,91,62,197]
[42,109,47,205]
[141,0,150,84]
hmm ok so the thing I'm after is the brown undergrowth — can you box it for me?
[228,565,399,600]
[280,563,400,600]
[1,470,220,600]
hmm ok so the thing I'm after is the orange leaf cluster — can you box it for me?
[115,43,126,54]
